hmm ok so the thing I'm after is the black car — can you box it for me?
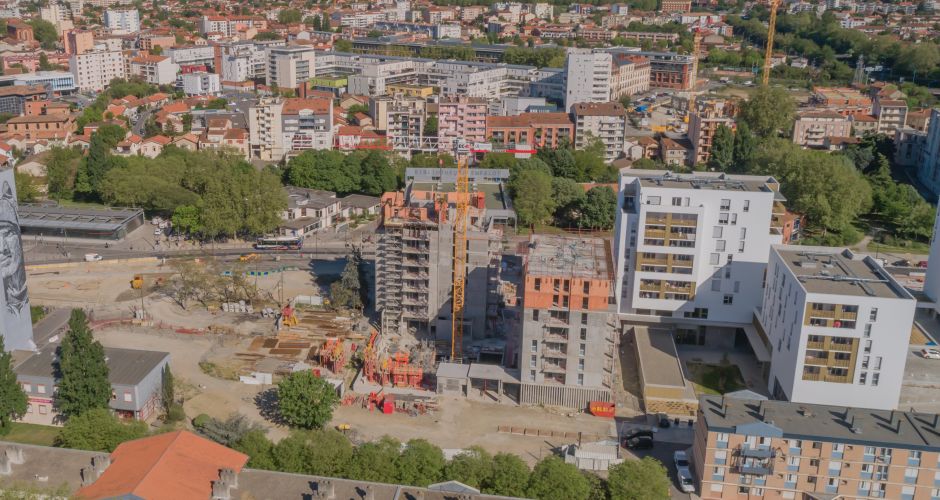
[622,429,654,441]
[625,436,654,449]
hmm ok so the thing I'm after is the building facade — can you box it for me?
[611,54,651,99]
[266,46,316,90]
[70,50,126,92]
[572,102,628,162]
[103,8,140,32]
[129,55,179,86]
[759,246,915,410]
[693,395,940,500]
[613,171,785,342]
[564,49,612,111]
[181,71,221,96]
[793,111,852,148]
[485,112,574,149]
[518,235,615,408]
[436,95,487,153]
[688,99,735,164]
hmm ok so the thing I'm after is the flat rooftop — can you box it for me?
[525,234,612,281]
[776,247,912,300]
[623,170,782,196]
[411,182,508,211]
[699,395,940,452]
[17,204,143,233]
[633,326,687,388]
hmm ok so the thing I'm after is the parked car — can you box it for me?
[919,260,929,268]
[84,253,102,262]
[674,450,690,470]
[625,436,654,449]
[677,467,695,493]
[922,348,940,360]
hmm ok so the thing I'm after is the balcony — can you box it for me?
[739,446,773,459]
[737,464,771,475]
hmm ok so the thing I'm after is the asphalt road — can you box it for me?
[31,307,71,348]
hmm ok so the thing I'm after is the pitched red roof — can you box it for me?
[75,431,248,500]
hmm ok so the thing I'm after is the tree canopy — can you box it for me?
[55,408,148,452]
[608,457,672,500]
[526,456,590,500]
[286,150,398,196]
[277,371,339,429]
[737,86,796,138]
[0,337,27,435]
[56,309,111,418]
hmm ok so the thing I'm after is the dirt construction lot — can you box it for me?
[92,328,615,463]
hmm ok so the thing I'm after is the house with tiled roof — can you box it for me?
[115,134,143,156]
[141,135,172,158]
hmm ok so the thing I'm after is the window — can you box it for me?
[872,373,880,386]
[738,240,746,252]
[714,450,728,463]
[740,227,748,239]
[713,466,725,478]
[712,226,723,238]
[711,484,723,493]
[579,344,585,356]
[718,213,729,225]
[530,354,537,365]
[580,328,587,340]
[647,196,661,205]
[731,214,738,225]
[530,340,537,352]
[578,359,585,371]
[716,240,726,252]
[743,200,750,212]
[723,295,733,305]
[21,383,30,393]
[533,310,539,321]
[720,198,731,210]
[870,308,878,321]
[577,374,584,385]
[712,280,722,292]
[582,297,589,309]
[905,467,918,483]
[672,197,682,206]
[529,370,535,381]
[39,405,48,415]
[859,372,867,384]
[37,384,45,394]
[709,253,720,265]
[864,324,872,337]
[727,254,734,264]
[534,278,541,291]
[123,391,132,402]
[874,356,882,370]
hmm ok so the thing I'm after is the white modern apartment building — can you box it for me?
[167,45,216,68]
[69,50,126,91]
[104,8,139,33]
[219,40,282,82]
[572,101,628,162]
[266,46,316,90]
[248,97,333,161]
[759,246,915,410]
[128,55,179,85]
[564,49,612,111]
[917,109,940,197]
[181,71,221,95]
[613,171,784,337]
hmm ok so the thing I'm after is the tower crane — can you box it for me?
[686,28,703,123]
[450,153,469,362]
[762,0,782,86]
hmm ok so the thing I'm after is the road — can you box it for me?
[31,307,71,348]
[131,108,153,136]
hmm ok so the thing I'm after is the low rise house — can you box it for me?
[279,186,343,238]
[15,345,170,424]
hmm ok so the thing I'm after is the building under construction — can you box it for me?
[375,168,513,347]
[518,234,616,408]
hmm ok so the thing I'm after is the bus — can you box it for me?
[255,236,304,250]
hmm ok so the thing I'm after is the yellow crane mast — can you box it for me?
[451,155,469,361]
[762,0,781,86]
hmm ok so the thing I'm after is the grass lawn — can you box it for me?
[866,240,931,256]
[686,362,747,395]
[4,422,58,446]
[55,198,111,210]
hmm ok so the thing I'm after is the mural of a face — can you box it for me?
[0,181,26,315]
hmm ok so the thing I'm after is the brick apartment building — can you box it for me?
[485,112,574,148]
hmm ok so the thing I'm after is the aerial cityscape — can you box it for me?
[1,0,940,498]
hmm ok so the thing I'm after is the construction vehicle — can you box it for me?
[762,0,781,86]
[130,274,144,289]
[280,305,298,328]
[239,253,260,262]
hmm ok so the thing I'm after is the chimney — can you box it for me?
[314,479,335,499]
[5,446,24,464]
[80,467,95,486]
[0,454,11,476]
[211,480,231,500]
[92,454,111,476]
[758,401,765,421]
[219,468,238,489]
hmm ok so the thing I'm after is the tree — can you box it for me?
[0,337,26,435]
[423,115,438,136]
[28,19,58,49]
[577,186,617,230]
[397,439,445,487]
[55,408,147,451]
[56,309,111,418]
[445,447,494,489]
[193,413,264,446]
[269,429,353,475]
[277,371,339,429]
[277,8,302,24]
[347,437,401,483]
[254,31,283,41]
[527,456,590,500]
[334,39,351,52]
[160,364,174,414]
[479,152,518,170]
[483,452,530,497]
[322,14,331,31]
[287,150,361,195]
[330,253,364,311]
[708,125,734,171]
[358,151,398,196]
[206,98,228,110]
[171,204,201,234]
[607,457,671,500]
[45,146,83,198]
[38,52,53,71]
[737,86,795,138]
[13,171,38,202]
[233,429,276,470]
[731,121,758,172]
[511,169,555,226]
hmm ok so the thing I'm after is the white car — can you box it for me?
[674,450,695,493]
[922,348,940,360]
[84,253,102,262]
